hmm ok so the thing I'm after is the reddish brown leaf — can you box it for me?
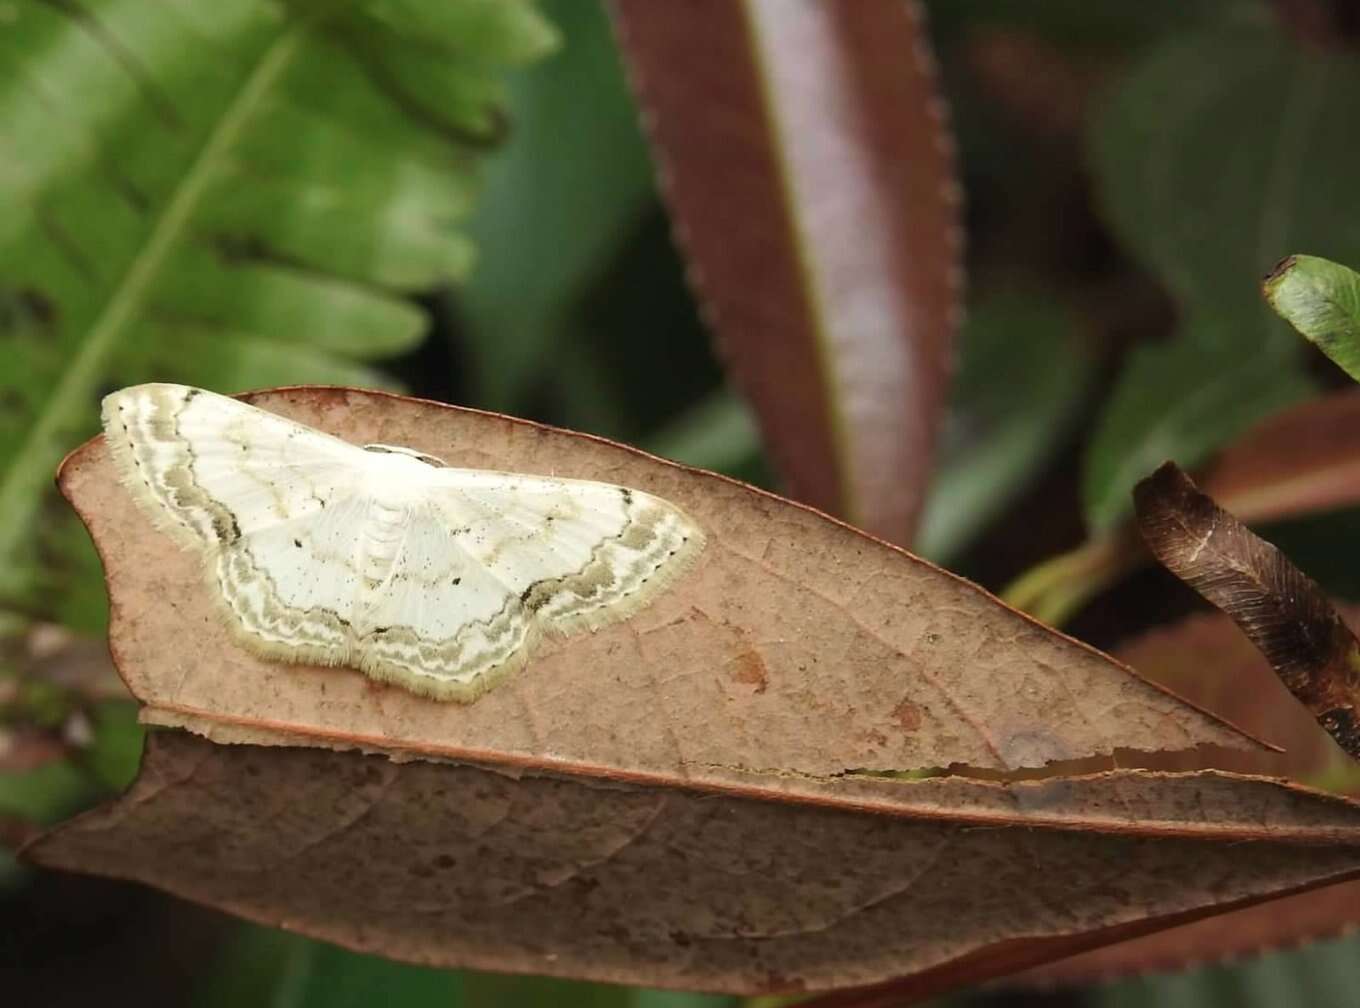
[1135,462,1360,759]
[1024,404,1360,987]
[611,0,962,545]
[1201,387,1360,523]
[28,731,1360,998]
[1017,878,1360,991]
[34,387,1360,998]
[1015,612,1360,988]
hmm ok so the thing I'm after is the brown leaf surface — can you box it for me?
[1135,462,1360,758]
[63,387,1255,782]
[1016,879,1360,992]
[1018,612,1360,987]
[28,731,1360,997]
[40,387,1360,997]
[611,0,962,545]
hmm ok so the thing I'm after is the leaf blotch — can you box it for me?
[892,699,923,731]
[730,647,768,694]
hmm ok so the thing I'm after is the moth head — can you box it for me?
[362,444,448,468]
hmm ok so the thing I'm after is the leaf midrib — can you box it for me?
[0,24,306,596]
[741,0,859,526]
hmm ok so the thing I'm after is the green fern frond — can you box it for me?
[0,0,556,628]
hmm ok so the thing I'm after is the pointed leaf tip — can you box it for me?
[1135,462,1360,760]
[1263,254,1298,288]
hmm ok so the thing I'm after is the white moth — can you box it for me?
[101,384,705,701]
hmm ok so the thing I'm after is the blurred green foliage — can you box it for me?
[1093,932,1360,1008]
[458,0,655,413]
[1081,21,1360,530]
[198,923,736,1008]
[917,291,1093,562]
[1081,317,1314,533]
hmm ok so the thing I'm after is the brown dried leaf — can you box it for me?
[611,0,962,545]
[66,388,1253,778]
[1017,878,1360,991]
[28,731,1360,998]
[1135,462,1360,759]
[1016,612,1360,988]
[36,387,1360,997]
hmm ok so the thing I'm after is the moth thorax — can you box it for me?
[358,445,444,506]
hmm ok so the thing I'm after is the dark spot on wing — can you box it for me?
[211,514,241,545]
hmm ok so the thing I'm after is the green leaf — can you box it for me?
[915,292,1095,563]
[0,0,554,628]
[354,0,556,64]
[210,933,461,1008]
[0,760,98,824]
[460,974,729,1008]
[197,924,738,1008]
[1075,22,1360,569]
[547,210,729,446]
[0,756,99,892]
[642,389,761,476]
[1090,26,1360,341]
[1083,320,1315,533]
[632,993,735,1008]
[1265,254,1360,380]
[1096,932,1360,1008]
[459,0,654,412]
[83,700,144,793]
